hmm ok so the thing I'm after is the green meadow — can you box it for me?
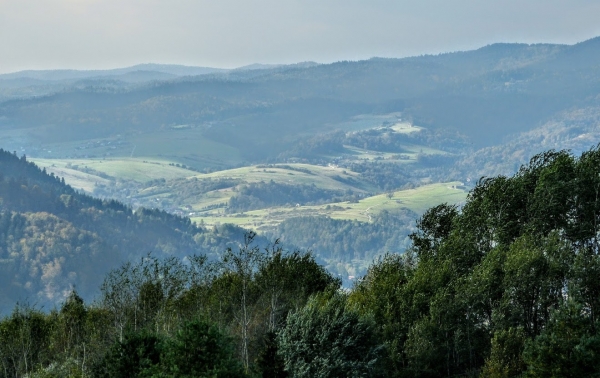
[194,164,374,191]
[32,157,197,183]
[191,182,468,231]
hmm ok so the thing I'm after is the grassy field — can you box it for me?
[342,143,450,163]
[36,164,113,192]
[389,122,423,134]
[342,146,416,162]
[182,163,378,215]
[32,157,198,183]
[184,162,397,214]
[193,164,375,192]
[191,182,468,231]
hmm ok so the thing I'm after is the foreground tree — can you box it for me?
[522,300,600,377]
[0,305,50,377]
[278,292,384,378]
[218,232,264,373]
[159,320,245,377]
[92,331,162,378]
[349,147,600,376]
[93,319,244,378]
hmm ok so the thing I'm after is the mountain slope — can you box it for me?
[0,149,263,310]
[454,105,600,179]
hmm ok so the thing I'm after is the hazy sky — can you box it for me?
[1,0,599,73]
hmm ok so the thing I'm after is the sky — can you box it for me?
[1,0,600,74]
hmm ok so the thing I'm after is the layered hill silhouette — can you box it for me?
[1,37,599,166]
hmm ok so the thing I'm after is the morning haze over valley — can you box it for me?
[1,1,600,376]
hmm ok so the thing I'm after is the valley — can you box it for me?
[24,115,470,282]
[27,111,466,225]
[32,155,467,228]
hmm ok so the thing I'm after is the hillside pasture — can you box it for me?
[31,157,197,183]
[191,181,468,231]
[36,165,112,192]
[30,156,468,234]
[194,164,375,192]
[342,146,416,162]
[389,122,423,134]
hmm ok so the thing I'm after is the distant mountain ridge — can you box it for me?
[1,36,599,158]
[0,64,226,81]
[0,61,321,82]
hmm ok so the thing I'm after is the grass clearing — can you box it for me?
[194,164,375,192]
[40,166,112,192]
[389,122,423,134]
[192,182,468,231]
[31,157,197,183]
[343,146,416,162]
[326,181,467,218]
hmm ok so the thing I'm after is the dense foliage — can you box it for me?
[0,237,341,377]
[227,181,353,213]
[350,147,600,376]
[453,106,600,180]
[278,292,383,377]
[278,127,469,164]
[268,209,416,263]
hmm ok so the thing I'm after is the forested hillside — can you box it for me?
[266,209,416,267]
[2,146,600,377]
[0,149,266,309]
[455,105,600,178]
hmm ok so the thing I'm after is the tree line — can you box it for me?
[267,209,416,266]
[227,181,355,213]
[348,147,600,376]
[0,234,344,377]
